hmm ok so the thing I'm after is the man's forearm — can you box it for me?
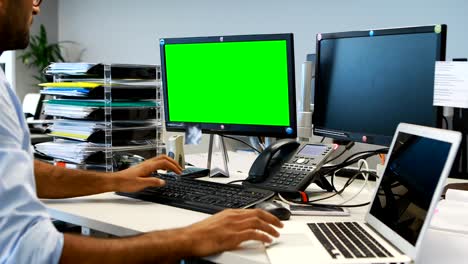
[34,155,176,199]
[34,160,116,199]
[61,228,192,264]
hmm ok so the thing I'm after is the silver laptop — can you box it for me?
[267,123,461,264]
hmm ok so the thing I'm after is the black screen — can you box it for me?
[314,26,445,146]
[370,132,451,245]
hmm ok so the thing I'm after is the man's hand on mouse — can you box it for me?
[110,156,284,257]
[174,208,283,257]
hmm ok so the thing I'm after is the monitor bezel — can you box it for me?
[160,33,297,138]
[312,25,446,146]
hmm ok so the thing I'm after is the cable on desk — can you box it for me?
[277,164,366,207]
[442,116,449,129]
[219,134,261,154]
[321,149,388,181]
[345,148,388,161]
[278,193,303,206]
[338,159,369,205]
[320,148,388,191]
[277,193,339,209]
[226,179,246,185]
[324,141,355,165]
[277,193,371,208]
[257,136,266,150]
[313,163,365,203]
[314,201,371,208]
[323,148,388,169]
[327,157,362,193]
[311,149,378,193]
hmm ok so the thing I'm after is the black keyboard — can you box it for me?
[159,167,210,178]
[308,222,394,259]
[116,174,275,214]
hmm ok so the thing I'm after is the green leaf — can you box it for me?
[18,24,72,83]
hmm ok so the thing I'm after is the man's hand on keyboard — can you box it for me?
[181,208,283,257]
[113,155,183,193]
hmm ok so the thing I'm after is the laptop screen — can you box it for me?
[369,131,451,246]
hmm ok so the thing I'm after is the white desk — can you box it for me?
[43,151,376,264]
[42,152,467,263]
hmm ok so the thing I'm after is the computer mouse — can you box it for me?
[255,201,291,221]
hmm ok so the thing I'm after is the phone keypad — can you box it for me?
[252,144,333,193]
[264,163,316,190]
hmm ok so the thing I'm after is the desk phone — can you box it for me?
[245,140,335,193]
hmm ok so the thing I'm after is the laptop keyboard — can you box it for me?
[308,222,394,259]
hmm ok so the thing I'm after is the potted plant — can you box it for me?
[19,24,67,83]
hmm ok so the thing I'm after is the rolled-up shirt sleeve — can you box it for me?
[0,70,64,263]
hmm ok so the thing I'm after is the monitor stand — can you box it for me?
[207,134,230,177]
[452,108,468,178]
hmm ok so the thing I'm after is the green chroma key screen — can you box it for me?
[163,39,291,126]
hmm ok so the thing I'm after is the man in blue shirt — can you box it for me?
[0,0,282,263]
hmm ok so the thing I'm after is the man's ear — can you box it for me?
[0,0,5,15]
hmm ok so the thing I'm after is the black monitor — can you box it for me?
[313,25,446,146]
[160,33,297,138]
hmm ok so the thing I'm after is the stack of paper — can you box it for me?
[44,63,158,79]
[37,62,163,171]
[35,139,158,164]
[39,82,159,99]
[44,99,159,120]
[430,189,468,234]
[44,63,97,75]
[48,120,161,143]
[417,188,468,264]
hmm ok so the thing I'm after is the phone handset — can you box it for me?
[247,139,300,183]
[246,140,335,193]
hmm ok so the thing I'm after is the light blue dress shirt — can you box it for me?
[0,69,63,263]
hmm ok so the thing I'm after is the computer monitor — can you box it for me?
[313,25,446,146]
[159,33,297,138]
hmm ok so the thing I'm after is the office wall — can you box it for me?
[15,0,59,103]
[58,0,468,77]
[58,0,468,157]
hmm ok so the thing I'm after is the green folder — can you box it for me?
[46,99,158,107]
